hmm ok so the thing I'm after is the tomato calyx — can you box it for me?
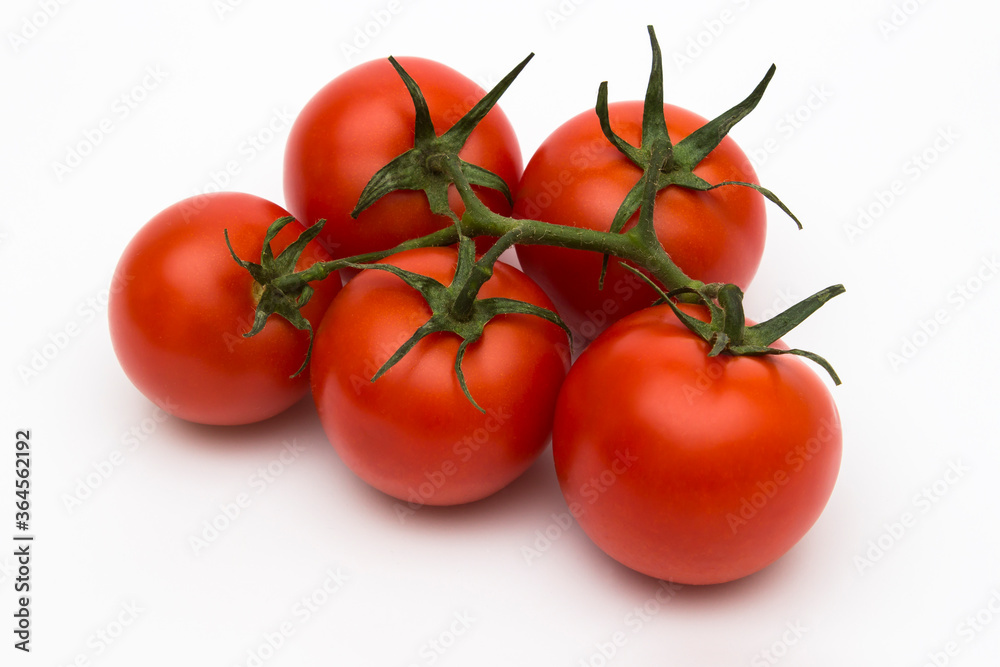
[224,216,324,377]
[621,264,844,384]
[594,26,801,288]
[344,236,571,412]
[350,54,533,223]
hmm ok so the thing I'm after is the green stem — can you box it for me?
[273,152,703,306]
[271,225,459,293]
[450,231,517,320]
[442,155,700,295]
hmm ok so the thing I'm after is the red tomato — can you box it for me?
[552,304,841,584]
[109,192,341,426]
[284,57,522,263]
[310,247,570,507]
[514,102,766,345]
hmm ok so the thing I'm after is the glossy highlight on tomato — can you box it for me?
[310,247,570,507]
[515,102,766,345]
[552,304,841,584]
[109,192,341,426]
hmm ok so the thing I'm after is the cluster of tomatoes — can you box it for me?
[109,48,841,585]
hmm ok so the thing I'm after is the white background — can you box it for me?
[3,0,1000,665]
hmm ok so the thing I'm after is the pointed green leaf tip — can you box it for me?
[619,264,844,385]
[351,53,533,221]
[594,26,801,236]
[224,217,324,378]
[344,237,572,412]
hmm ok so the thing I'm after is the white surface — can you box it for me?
[3,0,1000,664]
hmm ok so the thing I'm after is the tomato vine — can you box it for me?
[228,25,844,399]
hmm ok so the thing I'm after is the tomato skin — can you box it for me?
[108,192,341,426]
[283,57,522,262]
[514,102,766,345]
[552,305,841,584]
[310,247,570,506]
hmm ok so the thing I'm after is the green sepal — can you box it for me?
[340,259,448,299]
[671,64,776,170]
[703,180,802,229]
[343,237,572,412]
[224,216,325,378]
[350,53,532,221]
[250,284,316,378]
[708,332,730,357]
[596,82,645,165]
[453,338,483,412]
[618,263,843,385]
[370,319,448,384]
[387,56,437,144]
[598,176,646,290]
[440,53,532,207]
[597,133,673,291]
[593,25,801,238]
[717,283,747,347]
[457,159,515,207]
[351,149,452,220]
[742,284,846,348]
[474,296,574,349]
[639,24,669,146]
[729,346,843,387]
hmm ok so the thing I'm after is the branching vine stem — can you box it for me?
[234,24,844,388]
[269,151,705,303]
